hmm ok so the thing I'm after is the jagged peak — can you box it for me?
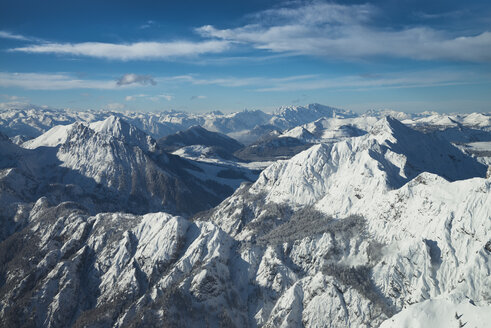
[52,118,157,153]
[273,103,356,121]
[186,125,208,133]
[89,116,157,152]
[90,115,131,135]
[369,116,413,138]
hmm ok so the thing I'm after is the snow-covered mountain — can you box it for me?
[271,103,357,129]
[280,116,375,143]
[2,104,489,146]
[1,106,490,327]
[158,125,243,153]
[196,117,490,326]
[246,117,486,210]
[0,116,257,240]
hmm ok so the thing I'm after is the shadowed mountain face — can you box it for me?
[234,136,313,161]
[158,125,244,152]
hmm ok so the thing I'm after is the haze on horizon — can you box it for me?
[1,0,490,113]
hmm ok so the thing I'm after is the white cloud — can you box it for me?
[0,31,31,41]
[161,74,319,87]
[254,70,483,92]
[125,94,147,101]
[196,2,491,62]
[10,40,230,61]
[155,94,173,101]
[0,101,31,110]
[0,72,120,90]
[159,70,489,92]
[126,93,173,102]
[2,69,487,94]
[117,74,156,86]
[0,94,27,101]
[140,20,157,29]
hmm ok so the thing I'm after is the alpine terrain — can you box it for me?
[0,105,490,327]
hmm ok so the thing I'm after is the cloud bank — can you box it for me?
[196,2,491,62]
[10,40,230,60]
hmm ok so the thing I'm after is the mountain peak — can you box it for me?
[369,116,414,141]
[90,115,128,135]
[89,116,157,152]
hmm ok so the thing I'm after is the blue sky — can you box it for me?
[1,0,490,113]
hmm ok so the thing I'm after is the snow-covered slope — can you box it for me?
[280,116,378,143]
[403,112,491,132]
[271,103,357,129]
[197,116,490,326]
[380,297,491,328]
[249,117,486,209]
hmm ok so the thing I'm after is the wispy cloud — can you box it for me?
[162,74,319,87]
[0,72,120,90]
[154,94,173,101]
[0,30,32,41]
[10,40,230,61]
[2,68,487,93]
[190,95,206,100]
[106,103,125,111]
[139,20,157,29]
[117,73,156,86]
[0,30,46,43]
[254,70,485,92]
[414,10,465,20]
[196,2,491,62]
[126,93,173,101]
[159,70,490,92]
[125,94,147,101]
[0,94,27,101]
[0,101,31,110]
